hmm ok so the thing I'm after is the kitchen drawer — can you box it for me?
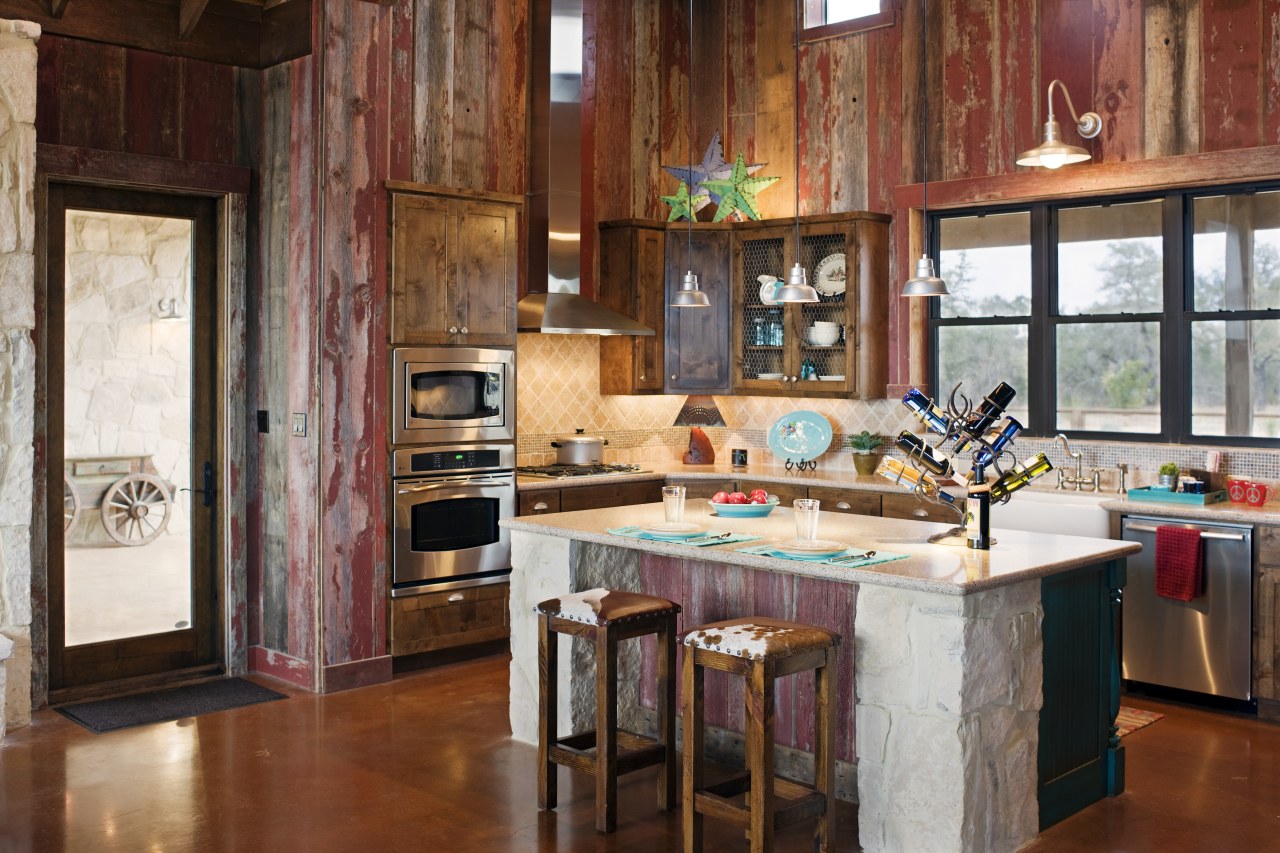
[519,490,561,516]
[881,492,960,525]
[560,480,663,512]
[1257,524,1280,567]
[667,478,736,500]
[763,481,809,507]
[391,583,510,656]
[807,486,881,516]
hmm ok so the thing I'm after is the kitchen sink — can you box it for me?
[989,488,1113,539]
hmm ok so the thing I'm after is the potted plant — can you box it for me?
[848,430,884,476]
[1158,462,1179,490]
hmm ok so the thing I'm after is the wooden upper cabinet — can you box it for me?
[388,182,520,347]
[665,225,733,394]
[731,213,889,399]
[599,221,665,394]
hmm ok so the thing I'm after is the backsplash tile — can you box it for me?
[516,333,1280,487]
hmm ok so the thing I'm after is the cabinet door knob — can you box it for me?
[671,374,677,380]
[912,508,928,518]
[533,501,549,512]
[460,326,468,334]
[836,501,851,509]
[640,374,646,380]
[790,375,798,383]
[449,326,458,334]
[447,592,465,603]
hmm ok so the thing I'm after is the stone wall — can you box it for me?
[855,579,1043,853]
[0,18,38,739]
[63,210,193,538]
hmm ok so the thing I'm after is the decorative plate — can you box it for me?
[813,253,847,296]
[708,497,780,517]
[757,274,781,305]
[767,410,833,464]
[775,538,846,557]
[638,522,708,539]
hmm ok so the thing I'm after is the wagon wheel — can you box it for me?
[63,473,80,532]
[100,473,172,546]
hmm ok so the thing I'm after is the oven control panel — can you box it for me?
[392,443,515,478]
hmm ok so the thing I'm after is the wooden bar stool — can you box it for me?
[536,588,680,833]
[682,617,840,853]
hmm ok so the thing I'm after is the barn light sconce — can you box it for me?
[1016,79,1102,169]
[901,0,949,298]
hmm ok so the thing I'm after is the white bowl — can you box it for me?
[813,320,840,330]
[806,325,840,346]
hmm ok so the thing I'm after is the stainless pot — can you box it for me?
[551,429,609,465]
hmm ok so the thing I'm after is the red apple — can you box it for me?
[727,491,749,504]
[711,491,729,504]
[750,496,768,504]
[748,488,768,502]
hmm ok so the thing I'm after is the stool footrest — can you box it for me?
[693,788,828,832]
[550,729,667,776]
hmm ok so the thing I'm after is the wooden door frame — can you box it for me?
[32,144,250,707]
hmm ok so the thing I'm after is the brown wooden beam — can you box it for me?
[179,0,212,39]
[49,0,68,17]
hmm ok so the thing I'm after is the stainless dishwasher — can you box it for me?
[1121,515,1252,700]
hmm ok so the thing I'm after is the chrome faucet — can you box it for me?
[1054,433,1100,491]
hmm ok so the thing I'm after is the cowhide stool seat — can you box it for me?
[682,617,840,853]
[536,588,681,833]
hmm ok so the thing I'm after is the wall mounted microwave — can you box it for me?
[391,347,515,444]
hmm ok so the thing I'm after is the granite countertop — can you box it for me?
[1100,495,1280,525]
[516,462,902,493]
[501,502,1139,596]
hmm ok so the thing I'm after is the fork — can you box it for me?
[829,550,876,564]
[684,532,732,545]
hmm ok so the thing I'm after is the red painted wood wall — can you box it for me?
[589,0,1280,389]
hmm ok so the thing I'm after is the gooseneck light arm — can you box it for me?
[1047,79,1101,139]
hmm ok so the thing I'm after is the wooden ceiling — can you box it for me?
[0,0,322,67]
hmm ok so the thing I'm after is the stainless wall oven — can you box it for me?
[391,444,515,596]
[392,347,515,444]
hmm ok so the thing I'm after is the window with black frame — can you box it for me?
[929,184,1280,445]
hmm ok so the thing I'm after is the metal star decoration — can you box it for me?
[663,131,764,211]
[660,180,708,222]
[701,152,780,222]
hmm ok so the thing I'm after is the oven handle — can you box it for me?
[396,477,513,495]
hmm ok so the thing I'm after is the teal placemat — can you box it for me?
[606,526,762,546]
[736,543,909,569]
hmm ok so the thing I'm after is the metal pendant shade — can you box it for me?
[670,271,710,308]
[901,0,947,298]
[670,0,708,309]
[901,256,950,297]
[774,262,819,303]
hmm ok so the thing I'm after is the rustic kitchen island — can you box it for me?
[502,502,1139,853]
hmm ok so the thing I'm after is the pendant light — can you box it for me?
[773,0,819,304]
[901,0,949,298]
[1015,79,1102,169]
[670,0,710,309]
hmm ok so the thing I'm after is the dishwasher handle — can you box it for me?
[1124,523,1247,542]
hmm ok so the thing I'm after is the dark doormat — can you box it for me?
[56,678,288,734]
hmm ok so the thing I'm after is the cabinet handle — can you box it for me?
[460,326,468,334]
[789,375,798,383]
[836,502,851,509]
[912,508,929,518]
[671,374,677,380]
[449,326,458,334]
[447,592,465,603]
[640,374,646,380]
[533,501,549,512]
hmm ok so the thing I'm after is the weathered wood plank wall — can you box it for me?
[592,0,1280,390]
[35,35,239,164]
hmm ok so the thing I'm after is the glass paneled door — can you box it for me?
[47,184,221,696]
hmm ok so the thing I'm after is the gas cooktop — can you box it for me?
[517,463,649,479]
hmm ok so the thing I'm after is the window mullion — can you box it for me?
[1163,192,1187,442]
[1030,204,1052,435]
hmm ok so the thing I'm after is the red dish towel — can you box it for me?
[1155,526,1203,601]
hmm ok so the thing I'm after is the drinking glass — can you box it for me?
[793,498,821,540]
[662,485,686,522]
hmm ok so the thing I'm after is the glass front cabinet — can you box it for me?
[732,213,889,398]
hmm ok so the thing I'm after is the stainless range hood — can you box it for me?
[518,0,654,336]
